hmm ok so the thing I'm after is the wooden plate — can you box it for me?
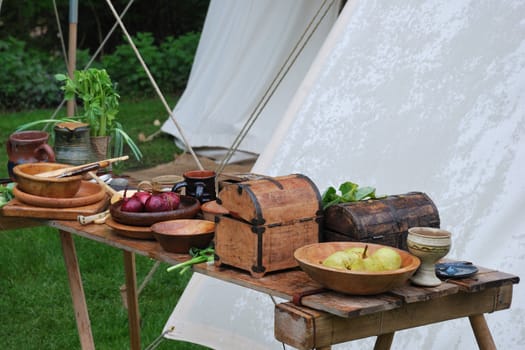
[105,217,155,240]
[13,181,106,208]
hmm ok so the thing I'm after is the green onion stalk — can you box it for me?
[167,247,215,275]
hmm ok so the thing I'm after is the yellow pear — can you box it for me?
[348,255,366,271]
[344,247,369,258]
[322,251,354,270]
[362,256,384,272]
[372,247,402,270]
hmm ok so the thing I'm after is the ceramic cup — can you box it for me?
[407,227,452,287]
[6,130,56,180]
[172,170,217,203]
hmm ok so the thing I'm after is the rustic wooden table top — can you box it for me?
[44,219,520,320]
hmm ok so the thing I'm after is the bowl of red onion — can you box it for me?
[109,190,201,227]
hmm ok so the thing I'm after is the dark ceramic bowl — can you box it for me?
[110,195,201,227]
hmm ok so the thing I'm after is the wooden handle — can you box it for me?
[56,163,101,178]
[36,156,129,178]
[88,171,119,197]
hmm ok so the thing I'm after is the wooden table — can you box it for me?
[1,216,520,350]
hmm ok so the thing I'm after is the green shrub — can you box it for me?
[102,32,200,98]
[0,37,92,111]
[102,32,162,98]
[0,32,200,111]
[0,37,62,110]
[159,32,201,93]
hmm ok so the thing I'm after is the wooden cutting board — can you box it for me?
[1,197,108,220]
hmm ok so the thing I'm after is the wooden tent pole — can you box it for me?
[67,0,78,117]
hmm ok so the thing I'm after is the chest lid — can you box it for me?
[217,174,322,225]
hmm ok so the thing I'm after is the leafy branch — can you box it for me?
[0,183,15,208]
[321,181,382,210]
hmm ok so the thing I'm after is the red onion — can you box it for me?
[164,192,181,210]
[144,193,172,212]
[120,196,144,212]
[132,191,151,206]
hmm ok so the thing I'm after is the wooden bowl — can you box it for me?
[13,163,82,198]
[294,242,420,295]
[109,195,201,227]
[201,200,229,221]
[13,181,105,208]
[151,219,215,253]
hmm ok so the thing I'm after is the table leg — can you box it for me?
[469,314,496,350]
[123,250,141,350]
[59,230,95,350]
[374,332,394,350]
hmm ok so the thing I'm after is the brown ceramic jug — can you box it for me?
[6,130,56,180]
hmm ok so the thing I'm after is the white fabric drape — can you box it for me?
[164,0,525,349]
[161,0,340,156]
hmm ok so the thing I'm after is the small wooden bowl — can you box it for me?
[110,195,201,227]
[294,242,420,295]
[13,163,82,198]
[201,200,229,221]
[151,219,215,253]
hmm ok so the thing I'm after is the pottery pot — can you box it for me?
[6,130,55,180]
[53,122,92,166]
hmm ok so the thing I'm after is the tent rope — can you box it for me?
[215,0,337,175]
[144,326,174,350]
[104,0,204,170]
[52,0,69,70]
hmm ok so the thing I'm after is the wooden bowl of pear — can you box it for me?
[294,242,420,295]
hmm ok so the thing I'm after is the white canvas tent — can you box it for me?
[160,0,341,161]
[163,0,524,349]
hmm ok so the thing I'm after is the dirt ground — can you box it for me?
[124,152,257,182]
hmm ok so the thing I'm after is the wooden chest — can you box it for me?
[322,192,440,250]
[215,174,323,277]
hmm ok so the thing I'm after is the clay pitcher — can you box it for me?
[6,130,55,180]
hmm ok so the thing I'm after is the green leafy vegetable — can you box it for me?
[0,183,15,208]
[166,247,215,275]
[321,181,380,210]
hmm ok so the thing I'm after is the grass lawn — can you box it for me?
[0,99,209,349]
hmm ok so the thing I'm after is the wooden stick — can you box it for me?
[87,171,119,197]
[36,156,129,178]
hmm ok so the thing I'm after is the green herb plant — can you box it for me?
[55,68,142,161]
[321,181,380,210]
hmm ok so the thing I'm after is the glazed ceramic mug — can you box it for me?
[172,170,216,203]
[6,130,56,180]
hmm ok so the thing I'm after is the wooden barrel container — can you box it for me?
[323,192,440,250]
